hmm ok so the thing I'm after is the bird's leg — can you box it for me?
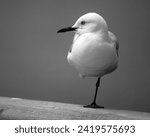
[84,77,104,108]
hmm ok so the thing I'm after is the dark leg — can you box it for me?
[84,77,104,108]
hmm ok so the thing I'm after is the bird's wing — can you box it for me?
[108,31,119,57]
[115,40,119,57]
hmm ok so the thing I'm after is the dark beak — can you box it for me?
[57,27,77,33]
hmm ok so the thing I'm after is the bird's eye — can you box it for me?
[81,21,86,25]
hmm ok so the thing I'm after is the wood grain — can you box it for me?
[0,96,150,120]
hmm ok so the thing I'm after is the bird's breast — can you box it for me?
[67,33,118,77]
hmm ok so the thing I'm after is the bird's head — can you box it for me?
[57,12,108,35]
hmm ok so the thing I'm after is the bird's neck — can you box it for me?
[97,29,109,42]
[73,29,109,42]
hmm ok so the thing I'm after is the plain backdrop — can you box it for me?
[0,0,150,112]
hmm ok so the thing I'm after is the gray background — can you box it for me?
[0,0,150,112]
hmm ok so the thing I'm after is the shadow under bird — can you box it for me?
[57,12,119,108]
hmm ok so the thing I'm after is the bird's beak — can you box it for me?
[57,26,78,33]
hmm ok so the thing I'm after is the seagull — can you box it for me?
[57,12,119,108]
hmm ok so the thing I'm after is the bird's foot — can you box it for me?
[84,102,104,109]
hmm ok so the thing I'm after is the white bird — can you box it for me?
[57,12,119,108]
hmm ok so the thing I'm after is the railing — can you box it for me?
[0,96,150,120]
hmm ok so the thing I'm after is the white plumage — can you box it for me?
[58,12,119,108]
[67,13,118,78]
